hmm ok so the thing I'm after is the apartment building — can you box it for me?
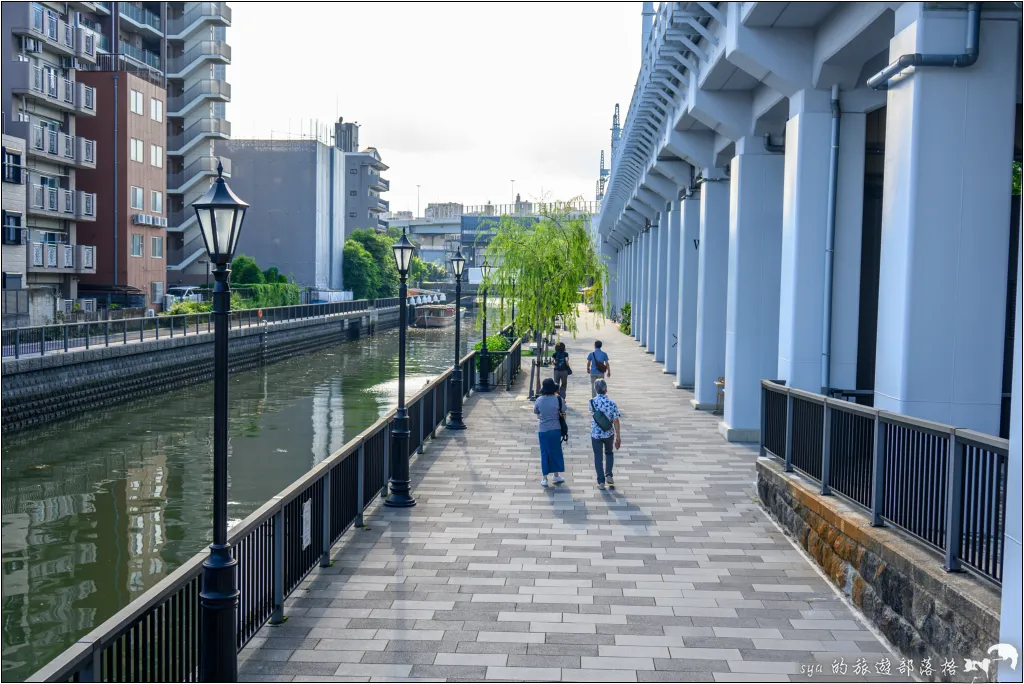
[334,118,391,235]
[75,71,168,310]
[2,134,31,327]
[1,1,100,325]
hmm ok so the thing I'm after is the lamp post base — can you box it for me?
[447,371,467,430]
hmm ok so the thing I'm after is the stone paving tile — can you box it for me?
[239,317,898,682]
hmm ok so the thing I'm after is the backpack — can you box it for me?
[554,352,568,371]
[558,397,569,443]
[590,399,614,432]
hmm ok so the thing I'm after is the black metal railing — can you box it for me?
[760,380,1009,584]
[28,349,482,683]
[1,298,400,359]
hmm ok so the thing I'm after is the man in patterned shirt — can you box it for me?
[589,379,621,490]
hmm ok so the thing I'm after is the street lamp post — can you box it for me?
[447,249,467,430]
[192,161,248,683]
[385,228,416,508]
[475,258,493,392]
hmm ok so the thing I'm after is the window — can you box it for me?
[349,190,357,196]
[150,144,163,168]
[151,236,163,258]
[3,211,23,245]
[349,212,356,218]
[349,168,357,175]
[151,190,163,213]
[130,89,144,115]
[130,186,144,210]
[130,138,143,162]
[150,98,163,122]
[2,148,22,184]
[131,233,144,257]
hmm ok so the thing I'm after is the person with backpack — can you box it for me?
[551,342,571,400]
[533,378,566,487]
[586,340,611,398]
[589,378,621,490]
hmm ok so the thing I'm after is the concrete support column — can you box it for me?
[721,137,784,442]
[636,231,646,342]
[776,89,834,392]
[644,221,657,350]
[663,199,682,374]
[631,237,641,339]
[999,222,1022,683]
[874,6,1018,433]
[676,196,701,388]
[654,209,670,363]
[691,172,730,409]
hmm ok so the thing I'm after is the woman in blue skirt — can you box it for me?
[534,378,566,487]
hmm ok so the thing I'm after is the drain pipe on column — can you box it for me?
[821,84,841,395]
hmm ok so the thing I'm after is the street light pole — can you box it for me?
[192,162,247,683]
[386,229,416,507]
[447,249,467,430]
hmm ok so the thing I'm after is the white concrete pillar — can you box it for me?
[691,173,730,409]
[999,221,1022,683]
[664,199,681,374]
[721,137,784,442]
[636,231,646,342]
[776,89,833,393]
[645,221,657,351]
[874,6,1018,433]
[654,209,670,363]
[676,196,701,388]
[829,110,866,391]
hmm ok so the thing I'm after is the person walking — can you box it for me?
[534,378,566,487]
[589,378,621,490]
[586,340,611,398]
[551,342,571,400]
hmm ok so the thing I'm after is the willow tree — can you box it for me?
[483,201,606,395]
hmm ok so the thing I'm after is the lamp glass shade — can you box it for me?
[480,259,492,280]
[392,231,414,275]
[450,249,466,277]
[192,162,248,265]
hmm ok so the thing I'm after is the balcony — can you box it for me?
[27,242,96,275]
[375,198,390,213]
[370,173,390,192]
[168,156,231,194]
[23,125,96,169]
[166,2,231,38]
[28,185,75,219]
[167,79,231,117]
[168,118,231,155]
[8,61,80,114]
[8,4,76,56]
[75,27,98,64]
[119,39,161,70]
[166,40,230,78]
[75,190,97,221]
[119,3,163,37]
[76,81,97,116]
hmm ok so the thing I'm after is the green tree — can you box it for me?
[410,256,450,284]
[349,228,399,297]
[262,266,287,284]
[1013,161,1022,196]
[230,254,266,284]
[343,239,381,300]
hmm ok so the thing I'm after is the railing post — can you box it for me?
[944,430,964,573]
[320,469,331,568]
[759,384,766,457]
[123,319,127,345]
[784,392,794,473]
[356,443,366,527]
[820,401,831,495]
[418,399,425,454]
[85,322,90,349]
[140,318,144,342]
[870,413,885,526]
[270,505,285,624]
[382,423,391,497]
[14,328,19,359]
[105,320,110,347]
[63,325,69,353]
[431,388,438,438]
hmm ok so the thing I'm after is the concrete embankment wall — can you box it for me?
[757,458,1001,681]
[1,309,400,433]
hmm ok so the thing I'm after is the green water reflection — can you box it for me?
[1,313,484,680]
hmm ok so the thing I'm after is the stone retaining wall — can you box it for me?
[2,309,400,433]
[757,457,1002,682]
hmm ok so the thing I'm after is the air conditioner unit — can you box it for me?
[151,281,164,302]
[157,216,168,227]
[24,38,42,53]
[163,294,177,310]
[132,213,145,225]
[62,57,79,69]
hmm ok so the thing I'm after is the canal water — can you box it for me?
[1,308,492,680]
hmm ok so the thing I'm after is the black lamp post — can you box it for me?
[447,249,467,430]
[192,161,247,683]
[475,258,493,392]
[385,228,416,508]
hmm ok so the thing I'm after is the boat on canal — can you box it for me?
[413,304,458,328]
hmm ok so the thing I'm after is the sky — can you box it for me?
[228,2,644,215]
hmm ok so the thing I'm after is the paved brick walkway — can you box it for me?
[239,316,895,682]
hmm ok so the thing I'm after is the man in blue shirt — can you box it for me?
[589,379,621,490]
[586,340,611,398]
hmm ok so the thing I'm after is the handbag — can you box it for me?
[590,399,614,432]
[558,397,569,443]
